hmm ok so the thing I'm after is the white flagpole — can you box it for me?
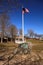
[22,11,24,43]
[22,7,29,43]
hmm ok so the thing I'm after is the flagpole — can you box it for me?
[22,7,29,43]
[22,11,24,43]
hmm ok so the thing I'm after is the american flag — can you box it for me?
[22,8,29,14]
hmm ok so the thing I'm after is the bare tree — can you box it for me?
[34,33,37,38]
[0,0,21,14]
[0,12,10,43]
[28,29,34,38]
[8,24,18,42]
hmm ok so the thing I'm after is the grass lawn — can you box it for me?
[27,39,43,44]
[27,39,43,52]
[0,42,18,52]
[0,39,43,52]
[32,44,43,52]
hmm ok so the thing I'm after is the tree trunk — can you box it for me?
[1,37,3,43]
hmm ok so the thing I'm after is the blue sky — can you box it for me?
[0,0,43,34]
